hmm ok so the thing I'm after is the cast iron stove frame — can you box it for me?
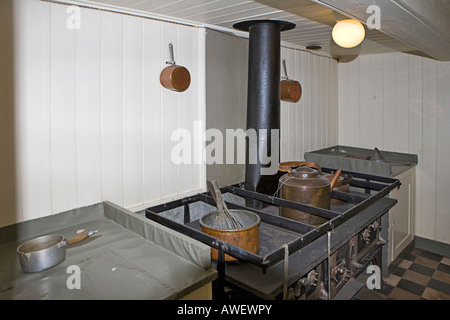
[145,168,400,274]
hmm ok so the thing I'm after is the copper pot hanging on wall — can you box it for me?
[160,43,191,92]
[280,59,302,103]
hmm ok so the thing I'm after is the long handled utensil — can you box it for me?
[207,180,243,230]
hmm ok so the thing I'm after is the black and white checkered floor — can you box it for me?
[354,248,450,300]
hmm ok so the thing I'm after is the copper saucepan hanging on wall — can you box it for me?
[160,43,191,92]
[280,59,302,103]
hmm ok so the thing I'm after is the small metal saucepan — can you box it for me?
[17,230,98,273]
[280,59,302,103]
[160,43,191,92]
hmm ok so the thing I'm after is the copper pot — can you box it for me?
[280,59,302,103]
[281,79,302,103]
[278,161,342,226]
[160,65,191,92]
[200,209,260,262]
[160,43,191,92]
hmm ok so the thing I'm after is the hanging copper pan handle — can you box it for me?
[278,161,322,175]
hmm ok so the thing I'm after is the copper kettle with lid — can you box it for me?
[278,161,342,226]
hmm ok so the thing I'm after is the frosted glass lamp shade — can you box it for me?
[332,19,365,48]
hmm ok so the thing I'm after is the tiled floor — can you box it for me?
[354,248,450,300]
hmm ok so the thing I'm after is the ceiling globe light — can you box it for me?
[332,19,365,48]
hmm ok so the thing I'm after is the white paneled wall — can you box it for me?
[338,52,450,245]
[10,0,204,225]
[203,29,338,186]
[280,47,339,162]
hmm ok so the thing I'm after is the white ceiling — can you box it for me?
[80,0,448,60]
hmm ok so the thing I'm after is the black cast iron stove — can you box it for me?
[145,169,399,300]
[145,18,399,300]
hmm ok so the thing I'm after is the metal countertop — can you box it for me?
[0,202,217,300]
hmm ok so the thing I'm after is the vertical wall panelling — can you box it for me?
[287,48,297,160]
[204,28,247,186]
[14,0,52,221]
[301,52,311,154]
[101,11,125,206]
[381,54,397,151]
[316,55,323,149]
[50,3,78,214]
[332,58,339,147]
[280,47,289,162]
[142,19,162,204]
[420,58,437,239]
[160,23,179,199]
[316,55,322,149]
[76,7,102,208]
[371,55,384,148]
[435,62,450,244]
[315,55,322,150]
[320,56,326,148]
[193,27,205,191]
[337,61,348,145]
[358,55,372,148]
[326,57,332,147]
[9,0,337,226]
[309,55,317,151]
[338,52,450,245]
[122,15,144,208]
[294,49,303,160]
[348,58,360,147]
[407,55,423,239]
[395,55,409,153]
[279,45,338,162]
[176,25,195,194]
[4,0,207,226]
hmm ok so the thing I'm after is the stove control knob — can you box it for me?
[306,270,318,287]
[362,228,371,243]
[341,268,351,282]
[300,270,318,287]
[371,220,381,230]
[377,234,386,246]
[352,260,364,270]
[318,282,328,300]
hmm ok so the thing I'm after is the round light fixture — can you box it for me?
[332,19,365,48]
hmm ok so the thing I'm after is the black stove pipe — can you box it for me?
[233,20,295,209]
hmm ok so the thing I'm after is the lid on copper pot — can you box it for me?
[281,166,330,188]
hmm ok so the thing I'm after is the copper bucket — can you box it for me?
[200,209,260,262]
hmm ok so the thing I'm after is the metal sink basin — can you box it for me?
[305,145,418,177]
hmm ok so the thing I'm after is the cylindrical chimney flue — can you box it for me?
[233,20,295,208]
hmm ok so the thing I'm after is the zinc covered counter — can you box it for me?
[0,202,217,300]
